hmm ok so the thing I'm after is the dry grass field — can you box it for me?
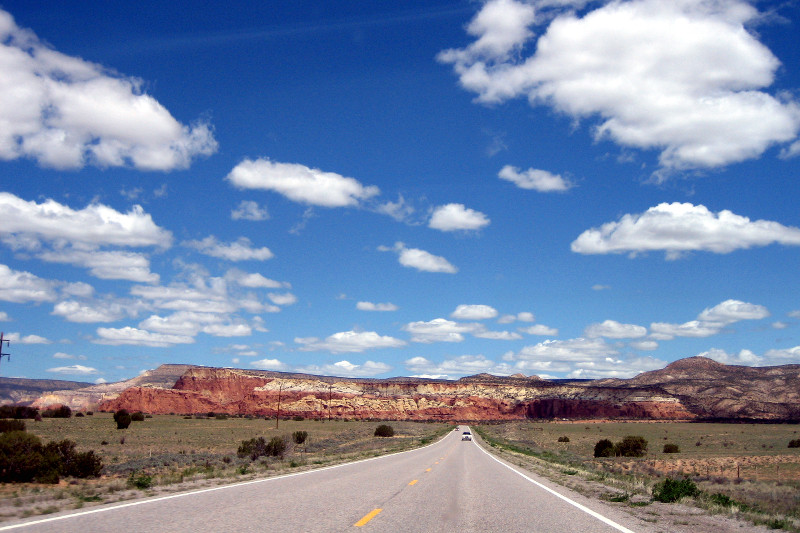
[476,421,800,531]
[0,414,449,522]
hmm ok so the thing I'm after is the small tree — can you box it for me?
[131,411,145,422]
[788,439,800,448]
[615,435,648,457]
[557,436,570,443]
[114,409,132,429]
[594,439,615,458]
[266,436,287,457]
[663,443,680,454]
[293,430,308,452]
[374,424,394,437]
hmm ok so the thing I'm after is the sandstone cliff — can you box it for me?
[8,357,800,421]
[97,366,694,421]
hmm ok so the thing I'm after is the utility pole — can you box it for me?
[275,381,283,429]
[0,332,10,375]
[328,385,333,421]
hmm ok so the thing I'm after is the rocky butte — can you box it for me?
[10,357,798,421]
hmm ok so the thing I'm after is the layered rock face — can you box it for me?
[10,357,800,421]
[597,357,800,420]
[97,366,695,421]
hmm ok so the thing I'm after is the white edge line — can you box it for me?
[472,431,636,533]
[0,429,456,531]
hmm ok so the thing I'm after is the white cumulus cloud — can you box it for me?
[185,236,273,261]
[47,365,98,375]
[226,158,380,208]
[572,202,800,259]
[439,0,800,171]
[498,165,573,192]
[295,330,406,353]
[428,203,490,231]
[584,319,647,339]
[380,242,458,274]
[0,10,216,170]
[451,304,498,320]
[357,301,399,312]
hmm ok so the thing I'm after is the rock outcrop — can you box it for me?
[98,366,695,421]
[597,356,800,420]
[7,357,799,421]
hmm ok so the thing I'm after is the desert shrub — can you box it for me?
[708,493,735,508]
[131,411,145,422]
[207,412,216,418]
[113,409,132,429]
[615,436,648,457]
[374,424,394,437]
[557,436,570,443]
[0,431,56,483]
[594,439,615,458]
[266,436,287,457]
[215,413,228,420]
[652,477,699,503]
[238,437,267,460]
[663,443,680,454]
[0,431,102,483]
[293,431,308,446]
[86,411,93,416]
[788,439,800,448]
[0,419,25,433]
[127,471,153,489]
[41,405,72,418]
[0,405,39,419]
[292,416,305,421]
[75,412,84,417]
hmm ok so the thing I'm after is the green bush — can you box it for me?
[238,437,267,460]
[114,409,132,429]
[266,436,287,457]
[663,443,680,454]
[708,493,735,507]
[131,411,145,422]
[594,439,615,457]
[127,471,153,489]
[0,419,25,433]
[41,405,72,418]
[0,405,38,419]
[0,431,102,483]
[616,436,648,457]
[788,439,800,448]
[374,424,394,437]
[557,436,570,443]
[293,431,308,446]
[652,477,699,503]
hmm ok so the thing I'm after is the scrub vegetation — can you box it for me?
[0,412,448,523]
[475,421,800,532]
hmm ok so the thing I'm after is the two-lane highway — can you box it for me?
[1,427,651,532]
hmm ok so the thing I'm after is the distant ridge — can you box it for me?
[3,356,799,421]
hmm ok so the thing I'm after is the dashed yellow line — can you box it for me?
[354,508,382,527]
[409,479,418,486]
[425,468,431,472]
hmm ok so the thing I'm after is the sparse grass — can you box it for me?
[0,414,448,523]
[475,421,800,532]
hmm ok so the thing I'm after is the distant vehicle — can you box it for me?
[462,431,472,441]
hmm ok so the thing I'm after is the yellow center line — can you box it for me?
[409,479,418,486]
[354,508,382,527]
[435,461,439,464]
[425,468,431,472]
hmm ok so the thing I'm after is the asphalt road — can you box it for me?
[1,427,649,532]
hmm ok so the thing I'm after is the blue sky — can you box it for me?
[1,0,799,383]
